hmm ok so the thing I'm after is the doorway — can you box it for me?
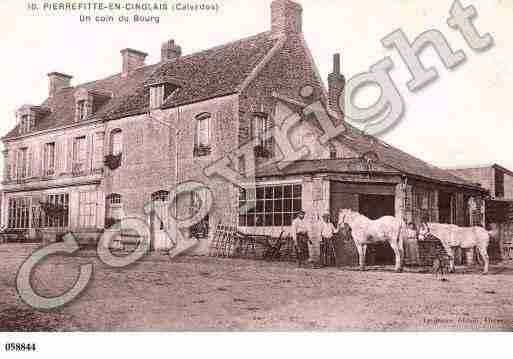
[359,194,396,265]
[438,191,452,224]
[359,194,395,219]
[329,181,397,266]
[150,190,172,251]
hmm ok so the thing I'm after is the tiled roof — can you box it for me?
[104,31,280,120]
[336,123,485,190]
[271,95,483,190]
[149,32,280,109]
[3,64,158,139]
[256,158,401,177]
[3,31,279,138]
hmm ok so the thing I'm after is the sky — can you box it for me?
[0,0,512,173]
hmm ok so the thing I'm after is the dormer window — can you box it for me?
[74,88,110,122]
[20,115,31,134]
[16,105,49,135]
[150,85,165,109]
[77,100,87,121]
[147,81,179,110]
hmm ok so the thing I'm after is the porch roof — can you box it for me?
[256,158,401,177]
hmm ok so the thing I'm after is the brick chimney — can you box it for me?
[270,0,302,37]
[161,39,182,62]
[47,72,72,97]
[120,48,147,75]
[328,53,345,119]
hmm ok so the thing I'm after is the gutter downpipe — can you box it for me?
[174,106,180,248]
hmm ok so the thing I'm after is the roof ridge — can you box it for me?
[157,31,272,67]
[75,32,273,92]
[72,63,160,91]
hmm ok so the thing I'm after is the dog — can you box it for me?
[432,254,449,281]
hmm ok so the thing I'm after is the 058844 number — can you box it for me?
[5,343,37,351]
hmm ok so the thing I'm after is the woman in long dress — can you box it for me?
[404,222,420,265]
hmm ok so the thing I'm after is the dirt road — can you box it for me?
[1,244,512,331]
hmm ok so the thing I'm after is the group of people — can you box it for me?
[291,209,348,268]
[291,209,422,268]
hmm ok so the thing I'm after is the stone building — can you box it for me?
[1,0,487,257]
[449,164,513,259]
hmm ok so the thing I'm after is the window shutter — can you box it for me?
[27,149,32,178]
[194,120,199,148]
[93,132,104,169]
[55,141,61,173]
[10,150,16,180]
[86,134,93,172]
[41,143,46,175]
[206,116,210,145]
[66,138,74,172]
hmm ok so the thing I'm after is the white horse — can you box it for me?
[338,209,406,272]
[418,222,497,274]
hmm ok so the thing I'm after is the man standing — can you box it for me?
[292,210,311,267]
[319,212,339,267]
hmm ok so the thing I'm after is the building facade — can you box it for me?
[1,0,487,257]
[449,164,513,259]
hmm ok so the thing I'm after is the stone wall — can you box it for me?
[105,94,239,254]
[2,120,105,232]
[239,33,355,162]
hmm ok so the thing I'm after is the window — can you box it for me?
[196,114,210,146]
[238,184,302,227]
[194,113,211,156]
[19,115,31,134]
[189,192,209,238]
[151,190,170,202]
[40,193,69,228]
[110,129,122,155]
[43,142,56,176]
[108,193,122,204]
[73,136,87,174]
[93,132,105,170]
[328,143,337,159]
[149,85,165,109]
[8,197,31,229]
[413,187,436,224]
[77,100,87,121]
[79,191,98,227]
[16,148,28,179]
[106,193,123,222]
[495,169,505,198]
[151,190,169,230]
[252,113,273,158]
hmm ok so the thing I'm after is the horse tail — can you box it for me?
[397,221,405,252]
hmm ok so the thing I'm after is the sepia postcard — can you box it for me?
[0,0,512,356]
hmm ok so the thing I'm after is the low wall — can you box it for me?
[38,228,103,246]
[418,239,449,266]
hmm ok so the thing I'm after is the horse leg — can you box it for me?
[477,245,489,274]
[446,247,456,273]
[356,243,365,271]
[363,244,368,268]
[475,246,484,266]
[390,241,402,272]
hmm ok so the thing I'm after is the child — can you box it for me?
[404,222,420,266]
